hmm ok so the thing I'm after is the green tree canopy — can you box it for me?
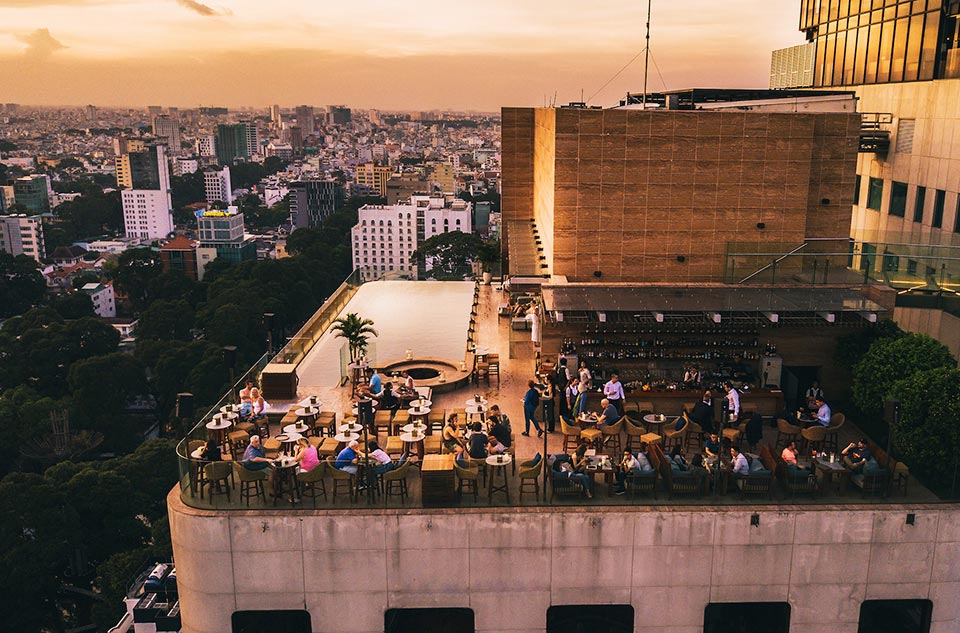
[890,367,960,494]
[137,298,195,341]
[413,230,483,280]
[852,333,956,418]
[0,252,46,318]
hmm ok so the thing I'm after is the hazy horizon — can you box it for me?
[1,1,805,111]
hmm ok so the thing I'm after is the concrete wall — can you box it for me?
[894,306,960,359]
[501,107,859,283]
[169,489,960,633]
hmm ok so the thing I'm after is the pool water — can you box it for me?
[296,280,474,389]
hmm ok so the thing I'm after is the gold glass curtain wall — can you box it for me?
[800,0,953,86]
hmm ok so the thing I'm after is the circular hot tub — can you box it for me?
[378,358,470,393]
[405,367,441,381]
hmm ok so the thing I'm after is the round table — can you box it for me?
[399,431,426,459]
[334,431,360,443]
[219,404,241,415]
[271,457,300,504]
[408,407,431,428]
[212,412,238,424]
[485,454,512,502]
[275,432,302,456]
[296,396,323,409]
[642,414,671,432]
[409,399,432,409]
[295,406,319,419]
[351,403,378,416]
[283,423,310,435]
[578,413,598,426]
[466,397,489,407]
[338,422,364,435]
[206,419,233,431]
[466,403,487,424]
[401,422,428,434]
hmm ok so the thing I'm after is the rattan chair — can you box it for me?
[625,419,646,452]
[823,413,846,453]
[454,459,480,501]
[662,416,688,452]
[561,416,582,451]
[684,421,704,452]
[518,457,544,501]
[382,460,412,505]
[601,417,625,454]
[801,425,827,454]
[325,456,357,504]
[297,462,328,505]
[232,463,268,506]
[204,461,234,501]
[775,418,801,450]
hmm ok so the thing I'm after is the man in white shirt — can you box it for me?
[723,381,740,423]
[731,446,750,475]
[603,373,626,415]
[578,362,592,389]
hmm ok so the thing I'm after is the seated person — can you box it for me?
[453,444,470,468]
[781,440,806,469]
[334,440,360,475]
[442,414,465,454]
[467,422,489,459]
[554,452,592,499]
[689,453,709,478]
[745,412,764,450]
[359,369,384,399]
[366,440,399,477]
[613,449,646,494]
[401,370,416,393]
[241,435,272,471]
[842,438,871,472]
[487,434,507,454]
[572,383,590,418]
[669,444,689,471]
[248,388,269,421]
[378,382,401,412]
[293,437,320,473]
[704,433,721,458]
[596,398,619,427]
[239,379,255,403]
[487,413,512,448]
[730,446,750,476]
[200,438,221,462]
[813,397,832,427]
[488,405,512,432]
[571,442,591,473]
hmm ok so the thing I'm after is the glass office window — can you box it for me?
[867,177,884,210]
[933,189,946,227]
[914,186,926,222]
[889,181,907,216]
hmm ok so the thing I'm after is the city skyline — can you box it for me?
[1,0,804,111]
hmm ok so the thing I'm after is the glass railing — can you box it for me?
[269,269,364,366]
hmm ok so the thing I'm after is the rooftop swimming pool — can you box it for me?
[296,280,475,389]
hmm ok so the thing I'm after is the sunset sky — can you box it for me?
[0,0,805,111]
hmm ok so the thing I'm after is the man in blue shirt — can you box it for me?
[815,397,832,426]
[241,435,272,471]
[521,380,542,437]
[597,398,619,428]
[335,440,360,475]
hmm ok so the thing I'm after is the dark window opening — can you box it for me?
[385,608,474,633]
[890,181,907,217]
[914,186,926,223]
[933,189,946,228]
[704,602,791,633]
[232,610,311,633]
[867,177,884,211]
[855,174,862,205]
[858,599,932,633]
[547,605,634,633]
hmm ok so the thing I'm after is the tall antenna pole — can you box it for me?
[642,0,652,109]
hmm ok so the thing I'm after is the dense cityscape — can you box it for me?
[2,1,960,633]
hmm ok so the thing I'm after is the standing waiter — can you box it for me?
[604,373,626,416]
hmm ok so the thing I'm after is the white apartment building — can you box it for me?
[173,157,199,176]
[122,189,174,240]
[204,166,233,205]
[196,135,215,158]
[0,213,45,262]
[351,194,472,280]
[81,282,116,318]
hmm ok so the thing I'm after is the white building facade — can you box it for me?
[81,282,116,318]
[0,213,45,262]
[204,167,233,205]
[122,189,174,240]
[350,194,472,281]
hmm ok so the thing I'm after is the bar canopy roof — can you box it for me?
[542,285,886,315]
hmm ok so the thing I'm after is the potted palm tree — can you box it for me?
[477,238,500,285]
[331,313,378,362]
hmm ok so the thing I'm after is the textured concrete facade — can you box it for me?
[502,107,860,282]
[169,488,960,633]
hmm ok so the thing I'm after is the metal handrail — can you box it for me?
[738,242,807,283]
